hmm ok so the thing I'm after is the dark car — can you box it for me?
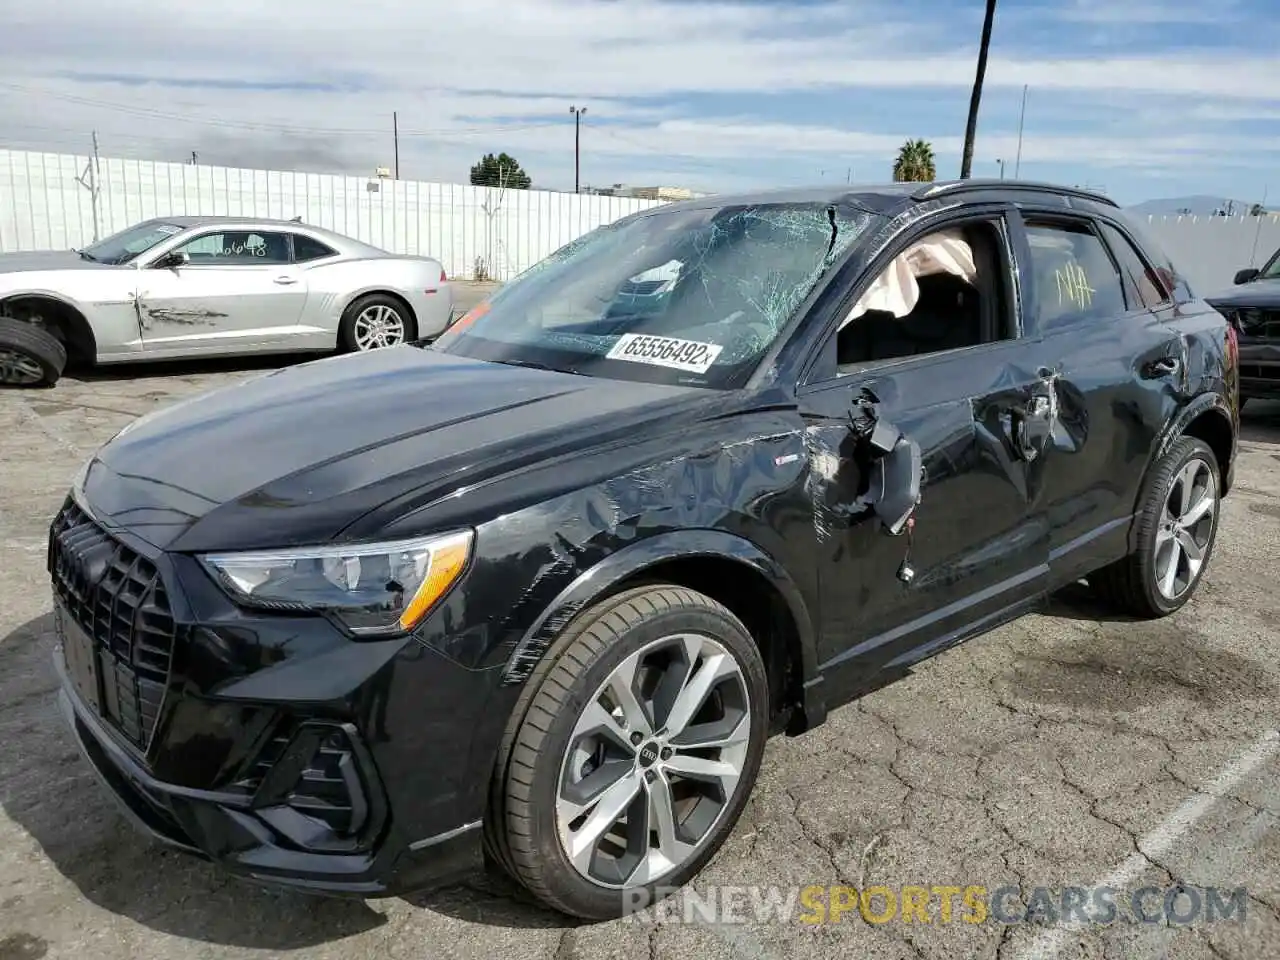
[49,179,1238,920]
[1206,250,1280,405]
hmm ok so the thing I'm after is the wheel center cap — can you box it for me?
[637,741,661,767]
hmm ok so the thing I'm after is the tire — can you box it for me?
[338,293,417,352]
[486,584,769,920]
[1090,436,1221,618]
[0,317,66,387]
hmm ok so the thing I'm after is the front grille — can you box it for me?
[49,499,175,750]
[1241,364,1279,381]
[1232,307,1280,339]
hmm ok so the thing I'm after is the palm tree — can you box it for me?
[892,139,937,182]
[960,0,999,179]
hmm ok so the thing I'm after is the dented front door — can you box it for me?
[798,340,1055,693]
[135,233,308,355]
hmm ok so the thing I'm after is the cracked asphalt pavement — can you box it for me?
[2,300,1278,958]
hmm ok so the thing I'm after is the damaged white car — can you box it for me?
[0,217,455,387]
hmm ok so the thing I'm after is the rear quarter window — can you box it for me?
[293,235,338,262]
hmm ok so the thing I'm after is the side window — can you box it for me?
[1023,221,1126,332]
[173,231,290,265]
[292,234,338,262]
[1098,222,1170,310]
[830,217,1015,373]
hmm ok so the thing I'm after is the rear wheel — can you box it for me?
[339,293,417,352]
[486,585,768,920]
[1091,436,1220,618]
[0,317,66,387]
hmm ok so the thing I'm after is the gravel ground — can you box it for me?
[2,306,1278,959]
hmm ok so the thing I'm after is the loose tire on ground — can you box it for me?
[1090,435,1221,618]
[485,584,769,920]
[0,317,67,387]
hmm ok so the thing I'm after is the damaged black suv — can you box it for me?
[50,179,1238,920]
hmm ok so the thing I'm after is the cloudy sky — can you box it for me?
[2,0,1279,205]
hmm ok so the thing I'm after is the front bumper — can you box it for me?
[47,497,506,898]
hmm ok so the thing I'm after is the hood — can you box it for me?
[1205,277,1280,309]
[0,249,113,275]
[80,346,709,552]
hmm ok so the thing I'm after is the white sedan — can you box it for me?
[0,216,455,386]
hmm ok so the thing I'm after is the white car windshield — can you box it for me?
[431,201,880,388]
[80,221,186,265]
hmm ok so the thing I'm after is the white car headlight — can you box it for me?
[200,530,474,637]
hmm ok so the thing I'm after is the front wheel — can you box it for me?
[0,317,66,387]
[487,585,769,920]
[1091,436,1221,618]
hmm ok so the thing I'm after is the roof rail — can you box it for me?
[910,179,1119,208]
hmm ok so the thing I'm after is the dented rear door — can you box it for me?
[1008,208,1188,584]
[797,340,1054,691]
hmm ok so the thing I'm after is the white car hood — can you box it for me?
[0,250,110,274]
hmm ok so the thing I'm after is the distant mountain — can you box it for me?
[1127,195,1263,217]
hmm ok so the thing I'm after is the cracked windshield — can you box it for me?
[432,201,879,387]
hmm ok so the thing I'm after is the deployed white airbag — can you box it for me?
[842,230,977,327]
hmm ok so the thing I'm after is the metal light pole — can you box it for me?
[996,158,1006,179]
[1013,83,1027,178]
[569,105,587,193]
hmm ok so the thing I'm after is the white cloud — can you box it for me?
[0,0,1278,195]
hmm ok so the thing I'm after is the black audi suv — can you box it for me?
[49,179,1238,920]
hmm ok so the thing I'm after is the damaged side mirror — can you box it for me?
[865,436,923,536]
[849,387,924,536]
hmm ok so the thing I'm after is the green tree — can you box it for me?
[470,152,532,189]
[892,139,937,182]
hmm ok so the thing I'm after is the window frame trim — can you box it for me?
[796,203,1023,391]
[1091,215,1175,309]
[1012,207,1139,337]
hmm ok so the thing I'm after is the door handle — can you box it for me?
[274,276,298,285]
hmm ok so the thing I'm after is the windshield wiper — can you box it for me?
[488,357,583,376]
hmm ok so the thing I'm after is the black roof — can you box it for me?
[641,178,1118,218]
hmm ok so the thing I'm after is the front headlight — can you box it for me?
[200,530,473,637]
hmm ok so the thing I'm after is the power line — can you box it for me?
[0,82,563,139]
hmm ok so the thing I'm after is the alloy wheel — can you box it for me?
[0,348,45,385]
[1154,456,1217,601]
[352,304,406,350]
[555,632,752,889]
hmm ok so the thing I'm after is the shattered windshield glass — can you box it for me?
[431,201,880,388]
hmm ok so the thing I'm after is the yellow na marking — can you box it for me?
[1054,260,1095,309]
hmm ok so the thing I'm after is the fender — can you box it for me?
[1127,392,1235,553]
[498,528,824,724]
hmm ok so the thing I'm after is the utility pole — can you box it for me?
[569,105,586,193]
[960,0,998,179]
[393,111,400,179]
[1013,83,1027,179]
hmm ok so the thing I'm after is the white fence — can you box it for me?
[0,149,663,282]
[4,147,1280,292]
[1133,213,1280,295]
